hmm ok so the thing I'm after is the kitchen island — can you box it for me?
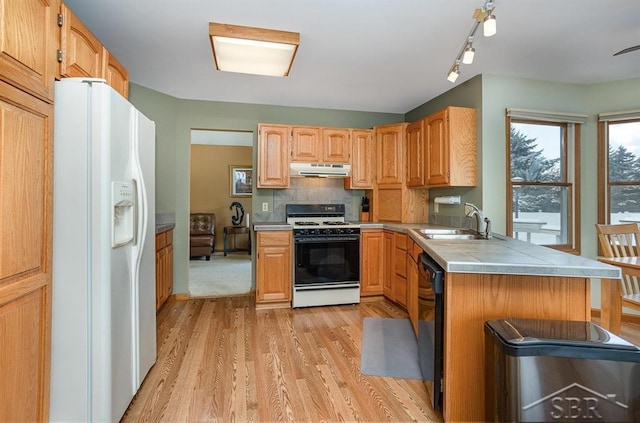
[402,228,620,422]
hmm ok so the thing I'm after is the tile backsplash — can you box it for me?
[254,178,365,222]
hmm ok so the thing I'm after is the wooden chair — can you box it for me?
[595,223,640,319]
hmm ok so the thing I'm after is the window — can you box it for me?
[598,112,640,226]
[506,109,584,253]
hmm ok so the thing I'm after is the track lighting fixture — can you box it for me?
[483,13,497,37]
[446,0,497,83]
[447,63,460,83]
[462,39,475,64]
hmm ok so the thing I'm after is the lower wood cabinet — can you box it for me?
[393,233,408,308]
[383,231,394,298]
[360,230,384,296]
[256,231,292,307]
[380,230,409,310]
[407,239,420,335]
[155,229,174,310]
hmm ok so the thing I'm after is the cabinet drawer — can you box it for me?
[395,248,407,277]
[394,274,407,307]
[408,239,423,261]
[394,233,407,250]
[165,229,173,245]
[258,231,290,247]
[156,232,167,250]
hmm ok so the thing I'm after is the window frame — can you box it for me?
[506,114,582,254]
[597,115,640,228]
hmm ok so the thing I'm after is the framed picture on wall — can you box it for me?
[230,166,253,197]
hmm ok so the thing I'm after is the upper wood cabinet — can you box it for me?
[102,48,129,98]
[258,124,290,188]
[291,126,350,163]
[344,129,374,189]
[0,0,60,102]
[406,118,426,187]
[59,4,103,79]
[291,126,321,162]
[58,4,129,98]
[375,123,408,187]
[426,106,477,187]
[322,128,350,163]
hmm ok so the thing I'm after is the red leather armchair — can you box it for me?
[190,213,216,260]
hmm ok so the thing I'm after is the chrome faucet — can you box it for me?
[464,202,492,239]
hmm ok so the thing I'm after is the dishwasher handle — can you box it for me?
[418,252,445,294]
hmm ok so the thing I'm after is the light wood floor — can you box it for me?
[122,296,442,422]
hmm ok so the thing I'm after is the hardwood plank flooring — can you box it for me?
[122,296,442,422]
[122,296,640,422]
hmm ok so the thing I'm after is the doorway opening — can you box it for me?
[189,129,253,297]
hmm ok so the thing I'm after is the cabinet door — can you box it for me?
[166,243,174,298]
[426,108,449,186]
[406,119,426,187]
[0,81,54,423]
[59,4,103,78]
[0,0,59,102]
[382,231,394,297]
[103,48,129,98]
[360,230,384,296]
[291,126,320,162]
[407,250,419,335]
[322,128,350,163]
[345,129,374,189]
[257,124,290,188]
[155,248,164,310]
[256,232,292,303]
[376,124,406,186]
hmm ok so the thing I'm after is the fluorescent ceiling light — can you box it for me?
[209,22,300,77]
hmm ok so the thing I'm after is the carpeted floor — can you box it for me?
[360,317,424,380]
[189,253,251,297]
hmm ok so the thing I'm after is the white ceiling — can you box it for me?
[64,0,640,114]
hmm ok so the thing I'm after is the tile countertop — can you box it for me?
[156,222,175,234]
[254,221,621,279]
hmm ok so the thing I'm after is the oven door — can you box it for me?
[294,236,360,286]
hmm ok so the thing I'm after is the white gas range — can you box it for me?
[286,204,361,308]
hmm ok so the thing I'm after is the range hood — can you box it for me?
[290,162,351,177]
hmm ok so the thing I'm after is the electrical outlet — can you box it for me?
[262,202,268,212]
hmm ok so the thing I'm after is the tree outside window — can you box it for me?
[507,116,581,253]
[600,119,640,224]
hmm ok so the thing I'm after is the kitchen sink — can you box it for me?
[417,228,487,240]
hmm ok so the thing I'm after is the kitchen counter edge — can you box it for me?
[253,221,619,279]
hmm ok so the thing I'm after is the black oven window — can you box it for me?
[295,241,359,285]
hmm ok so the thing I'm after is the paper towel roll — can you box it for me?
[434,196,461,205]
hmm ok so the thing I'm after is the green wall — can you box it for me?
[131,75,640,308]
[408,74,640,309]
[405,75,484,218]
[129,83,401,294]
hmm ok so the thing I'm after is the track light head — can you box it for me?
[483,13,497,37]
[447,65,460,83]
[462,44,475,64]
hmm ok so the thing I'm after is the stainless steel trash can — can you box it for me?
[485,318,640,422]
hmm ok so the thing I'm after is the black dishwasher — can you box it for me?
[418,252,445,412]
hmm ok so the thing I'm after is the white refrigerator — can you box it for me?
[51,78,156,423]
